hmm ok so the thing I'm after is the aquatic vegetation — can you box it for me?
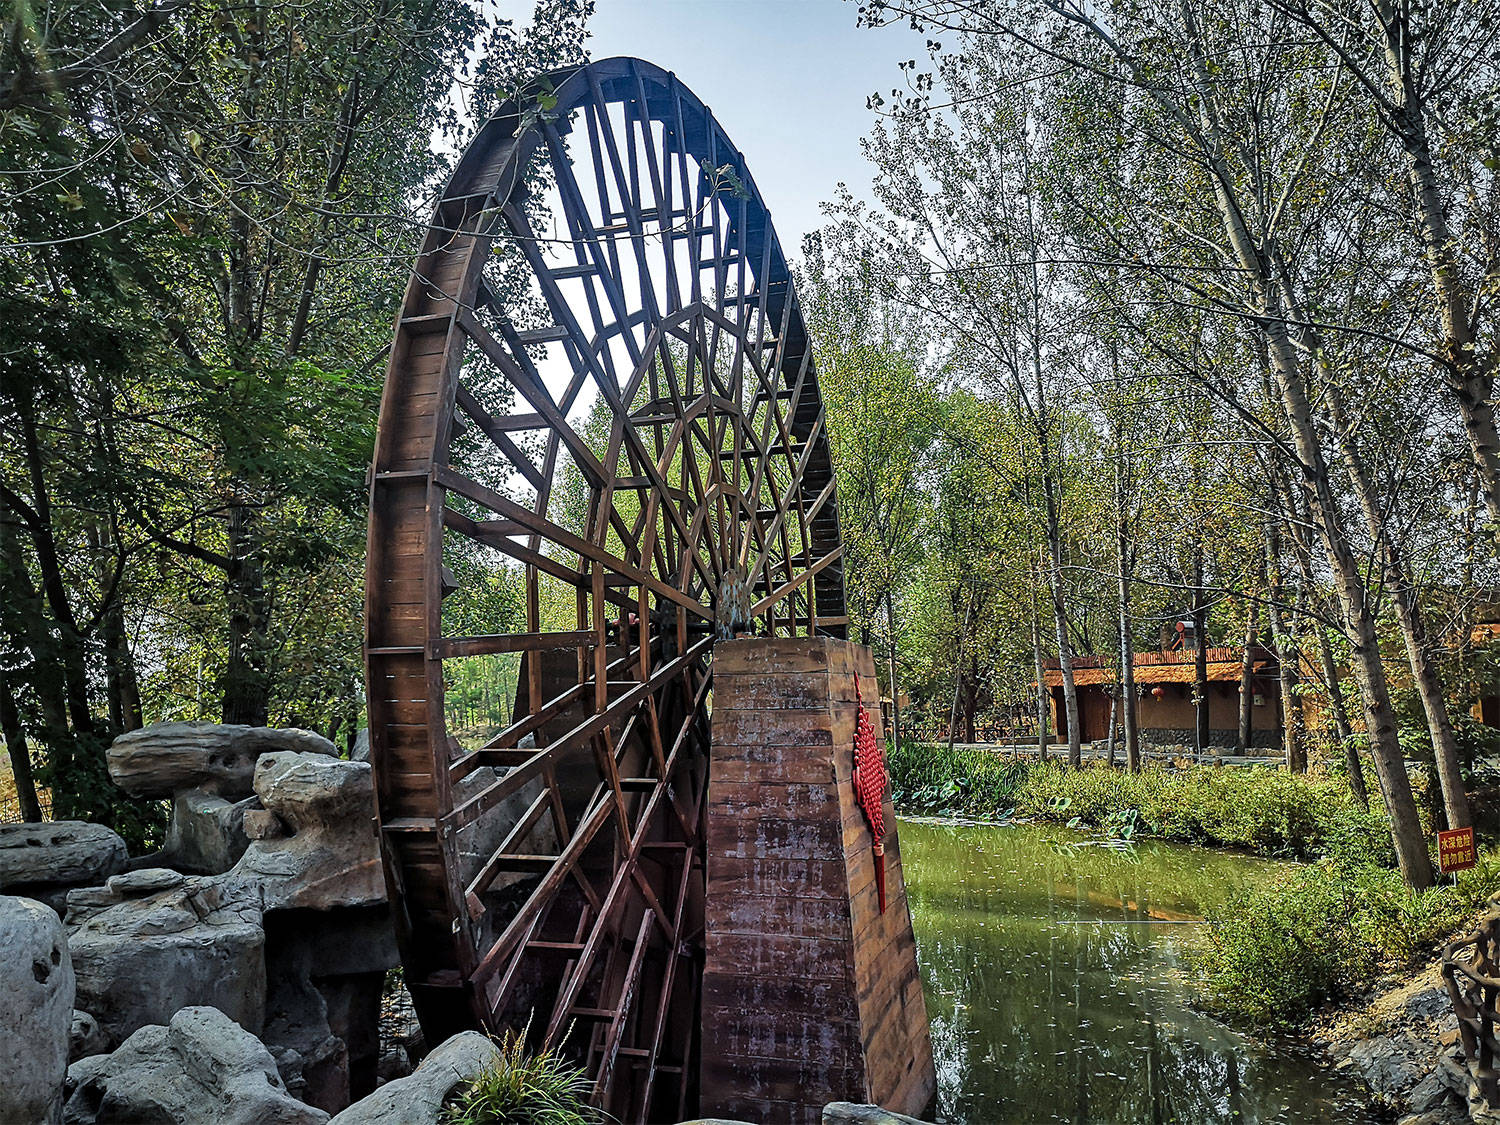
[887,740,1388,862]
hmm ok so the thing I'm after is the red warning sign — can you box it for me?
[1439,826,1476,874]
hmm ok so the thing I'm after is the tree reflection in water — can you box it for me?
[900,819,1377,1124]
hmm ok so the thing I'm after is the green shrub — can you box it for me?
[442,1031,599,1125]
[1195,867,1364,1027]
[889,741,1374,861]
[1195,853,1500,1027]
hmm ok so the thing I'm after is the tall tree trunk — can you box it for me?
[1106,689,1117,768]
[1045,526,1082,768]
[1265,532,1306,772]
[1192,547,1209,755]
[1261,323,1423,878]
[0,674,42,821]
[1321,367,1471,826]
[885,589,902,749]
[1031,594,1049,761]
[1238,601,1258,755]
[1120,605,1139,774]
[945,594,973,753]
[89,522,142,734]
[965,648,978,744]
[223,503,272,725]
[1268,458,1371,806]
[20,414,94,740]
[1315,625,1368,809]
[1178,0,1430,886]
[1116,453,1140,773]
[0,506,83,815]
[1369,2,1500,524]
[1382,556,1469,828]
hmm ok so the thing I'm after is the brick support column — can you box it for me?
[700,636,935,1123]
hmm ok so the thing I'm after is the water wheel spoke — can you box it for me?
[592,910,658,1102]
[472,793,618,987]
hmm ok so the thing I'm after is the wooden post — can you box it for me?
[700,636,936,1124]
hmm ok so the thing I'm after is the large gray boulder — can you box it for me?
[328,1031,500,1124]
[0,896,75,1124]
[0,822,128,912]
[107,721,336,799]
[67,871,265,1047]
[162,788,257,874]
[227,752,384,912]
[63,1005,328,1124]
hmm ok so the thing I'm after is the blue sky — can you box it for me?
[513,0,926,252]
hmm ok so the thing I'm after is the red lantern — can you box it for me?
[1151,686,1165,699]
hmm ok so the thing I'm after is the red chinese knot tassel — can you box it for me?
[852,673,888,913]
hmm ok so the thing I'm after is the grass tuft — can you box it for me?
[441,1029,601,1125]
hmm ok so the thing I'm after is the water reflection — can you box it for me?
[899,818,1375,1124]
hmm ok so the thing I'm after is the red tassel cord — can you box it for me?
[852,673,888,913]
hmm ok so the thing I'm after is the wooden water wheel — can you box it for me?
[363,57,846,1122]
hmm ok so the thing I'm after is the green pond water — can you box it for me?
[899,818,1377,1124]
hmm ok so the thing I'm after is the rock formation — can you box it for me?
[161,789,258,874]
[0,895,75,1125]
[327,1031,501,1124]
[107,721,336,799]
[106,723,338,876]
[63,1005,328,1125]
[12,722,403,1118]
[66,870,266,1049]
[1317,960,1471,1121]
[70,1010,109,1061]
[222,751,395,1111]
[0,822,128,912]
[260,905,396,1113]
[227,751,384,912]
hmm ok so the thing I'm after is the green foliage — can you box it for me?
[0,0,590,831]
[1196,854,1500,1027]
[888,740,1387,861]
[441,1032,600,1125]
[40,731,169,853]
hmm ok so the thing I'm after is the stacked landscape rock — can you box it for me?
[0,895,75,1125]
[108,721,337,875]
[63,1006,328,1125]
[0,821,128,912]
[0,722,405,1120]
[225,749,396,1112]
[227,750,385,911]
[66,869,266,1049]
[106,722,338,799]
